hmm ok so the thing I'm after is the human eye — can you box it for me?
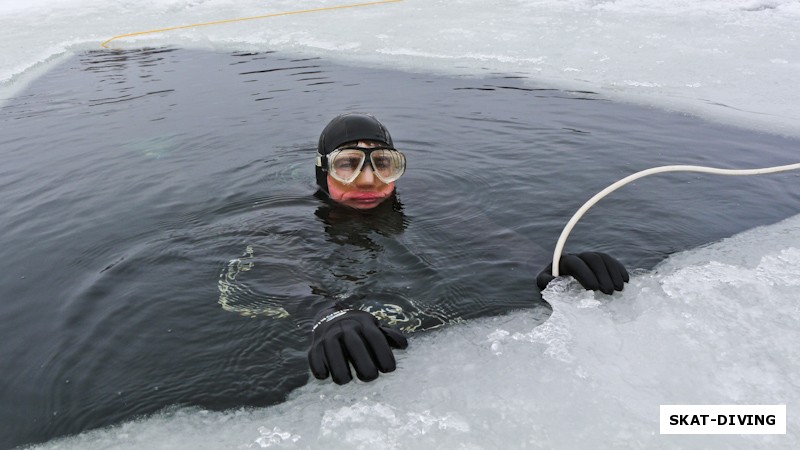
[334,157,360,170]
[373,156,391,169]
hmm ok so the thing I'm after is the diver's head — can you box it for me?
[316,113,406,210]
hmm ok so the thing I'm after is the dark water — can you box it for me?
[0,47,797,449]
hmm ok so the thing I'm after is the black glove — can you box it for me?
[308,307,408,385]
[537,252,629,294]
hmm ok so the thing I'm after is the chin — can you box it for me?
[342,196,388,210]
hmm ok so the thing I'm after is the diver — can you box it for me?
[308,113,629,385]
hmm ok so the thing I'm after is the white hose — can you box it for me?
[552,163,800,276]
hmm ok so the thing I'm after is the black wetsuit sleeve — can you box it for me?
[284,296,340,331]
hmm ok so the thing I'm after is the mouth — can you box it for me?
[348,193,385,204]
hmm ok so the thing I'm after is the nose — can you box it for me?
[354,163,377,186]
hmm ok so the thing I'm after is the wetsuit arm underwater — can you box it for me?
[536,252,629,295]
[307,302,408,385]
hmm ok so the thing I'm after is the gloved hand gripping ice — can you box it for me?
[537,252,629,294]
[308,308,408,385]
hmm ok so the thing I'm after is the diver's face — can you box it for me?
[327,140,396,210]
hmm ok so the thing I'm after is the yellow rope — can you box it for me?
[100,0,403,48]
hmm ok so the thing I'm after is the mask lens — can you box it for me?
[329,149,366,183]
[370,149,405,183]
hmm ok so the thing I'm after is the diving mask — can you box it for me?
[316,146,406,184]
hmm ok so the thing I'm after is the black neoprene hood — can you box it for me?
[316,113,394,192]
